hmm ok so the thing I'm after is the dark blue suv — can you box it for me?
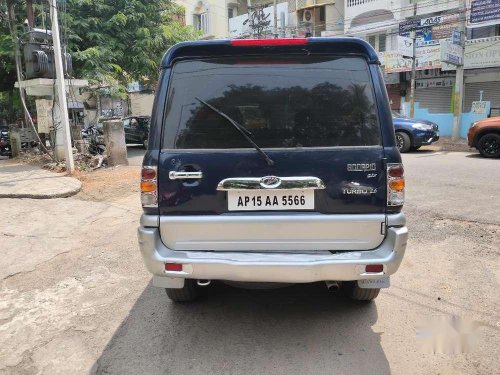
[393,111,439,153]
[138,38,408,302]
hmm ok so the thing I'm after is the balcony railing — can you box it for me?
[347,0,378,7]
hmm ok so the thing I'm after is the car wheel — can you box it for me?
[142,138,149,150]
[344,282,380,301]
[395,132,411,153]
[477,133,500,158]
[165,279,199,302]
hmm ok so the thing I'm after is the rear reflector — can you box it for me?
[231,38,308,47]
[165,263,183,272]
[365,264,383,273]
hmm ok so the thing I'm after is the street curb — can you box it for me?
[0,181,82,199]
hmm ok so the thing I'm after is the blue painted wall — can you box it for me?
[401,101,491,138]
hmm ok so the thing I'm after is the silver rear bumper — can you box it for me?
[138,214,408,289]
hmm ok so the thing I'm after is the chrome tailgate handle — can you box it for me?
[217,176,325,190]
[169,171,203,180]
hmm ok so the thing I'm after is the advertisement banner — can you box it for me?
[464,37,500,69]
[440,41,464,65]
[468,0,500,28]
[397,36,414,57]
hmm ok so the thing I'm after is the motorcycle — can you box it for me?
[81,124,106,155]
[0,127,11,157]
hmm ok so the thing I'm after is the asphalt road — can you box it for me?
[1,150,499,375]
[127,144,147,166]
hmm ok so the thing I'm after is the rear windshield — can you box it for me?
[163,56,380,149]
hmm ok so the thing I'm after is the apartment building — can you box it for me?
[175,0,232,38]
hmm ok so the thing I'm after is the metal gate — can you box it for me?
[415,86,453,113]
[464,81,500,114]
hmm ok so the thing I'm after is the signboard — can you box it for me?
[400,14,459,41]
[440,41,464,65]
[415,44,442,70]
[432,22,459,40]
[471,101,488,114]
[468,0,500,28]
[384,51,412,73]
[416,78,454,89]
[420,15,445,27]
[35,99,52,133]
[452,30,461,45]
[397,36,414,57]
[385,44,443,73]
[464,37,500,69]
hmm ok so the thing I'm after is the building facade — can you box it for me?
[174,0,233,38]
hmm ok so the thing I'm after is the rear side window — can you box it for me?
[163,56,380,149]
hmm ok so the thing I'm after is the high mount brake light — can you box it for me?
[387,163,405,207]
[230,38,308,47]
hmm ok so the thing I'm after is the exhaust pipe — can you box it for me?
[197,279,211,287]
[325,281,340,292]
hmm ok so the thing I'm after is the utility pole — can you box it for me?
[26,0,34,29]
[273,0,278,38]
[49,0,74,173]
[247,0,253,38]
[409,3,417,119]
[452,0,467,140]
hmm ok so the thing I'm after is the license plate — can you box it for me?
[227,190,314,211]
[358,277,390,289]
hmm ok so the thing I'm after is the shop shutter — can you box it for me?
[415,86,453,113]
[464,81,500,113]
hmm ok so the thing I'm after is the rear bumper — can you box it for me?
[138,214,408,288]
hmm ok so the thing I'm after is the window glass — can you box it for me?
[163,56,380,149]
[368,35,376,48]
[123,119,130,128]
[378,34,386,52]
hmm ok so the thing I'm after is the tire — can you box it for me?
[142,138,149,150]
[410,145,421,151]
[395,132,411,153]
[165,279,199,302]
[477,133,500,158]
[344,282,380,301]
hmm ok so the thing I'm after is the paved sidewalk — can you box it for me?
[0,159,81,199]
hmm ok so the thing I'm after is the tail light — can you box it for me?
[387,163,405,206]
[141,166,157,207]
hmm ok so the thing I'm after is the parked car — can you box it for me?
[392,111,440,153]
[123,116,150,149]
[138,38,408,302]
[0,125,11,157]
[467,116,500,158]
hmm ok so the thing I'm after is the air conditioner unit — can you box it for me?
[303,9,314,23]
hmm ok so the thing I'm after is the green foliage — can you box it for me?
[63,0,200,86]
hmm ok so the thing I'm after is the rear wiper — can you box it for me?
[195,97,274,166]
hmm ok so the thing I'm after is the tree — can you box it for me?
[63,0,199,86]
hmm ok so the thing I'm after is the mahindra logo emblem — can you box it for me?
[260,176,281,189]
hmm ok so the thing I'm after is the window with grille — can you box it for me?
[378,34,386,52]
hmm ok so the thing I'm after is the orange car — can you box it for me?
[467,117,500,158]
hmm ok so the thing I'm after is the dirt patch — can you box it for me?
[75,165,140,202]
[425,137,476,152]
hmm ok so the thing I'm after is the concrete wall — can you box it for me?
[402,101,492,139]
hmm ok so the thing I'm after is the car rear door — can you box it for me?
[156,51,388,252]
